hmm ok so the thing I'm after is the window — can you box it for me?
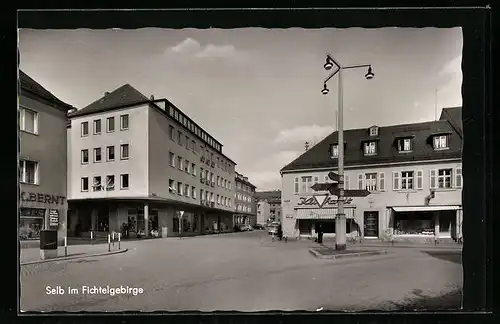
[331,145,339,158]
[185,159,189,173]
[200,167,204,179]
[19,160,38,184]
[401,171,414,190]
[120,144,129,160]
[81,149,89,164]
[294,177,299,193]
[229,181,231,190]
[174,110,179,120]
[169,125,175,140]
[370,127,378,136]
[217,195,220,204]
[416,170,424,190]
[455,167,462,188]
[192,140,196,153]
[169,106,174,117]
[301,176,312,193]
[120,114,129,130]
[398,138,412,152]
[200,189,204,201]
[177,182,183,195]
[185,136,189,149]
[94,148,102,162]
[20,107,38,134]
[178,131,183,145]
[106,175,115,191]
[364,142,377,155]
[81,121,89,137]
[93,176,102,191]
[437,169,452,188]
[185,184,190,197]
[106,117,115,132]
[169,179,176,193]
[192,163,196,176]
[93,119,102,135]
[192,186,196,199]
[177,157,183,170]
[120,174,129,189]
[433,135,448,149]
[169,152,175,167]
[393,171,400,190]
[365,173,377,191]
[107,146,115,161]
[81,177,89,192]
[314,176,319,186]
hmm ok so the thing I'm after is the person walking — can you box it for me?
[317,223,324,244]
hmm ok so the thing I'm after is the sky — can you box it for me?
[18,27,463,191]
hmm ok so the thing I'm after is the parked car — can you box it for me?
[268,222,280,235]
[253,224,265,230]
[241,224,253,231]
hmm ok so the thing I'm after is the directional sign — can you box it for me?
[328,172,341,182]
[329,188,371,197]
[311,183,331,192]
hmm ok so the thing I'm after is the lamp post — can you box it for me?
[322,54,374,251]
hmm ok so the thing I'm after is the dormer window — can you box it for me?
[398,138,412,152]
[364,141,377,155]
[433,135,449,150]
[369,126,379,136]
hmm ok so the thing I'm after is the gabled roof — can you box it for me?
[19,70,74,112]
[281,109,462,173]
[440,106,462,138]
[69,84,149,118]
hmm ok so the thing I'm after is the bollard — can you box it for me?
[91,231,94,245]
[112,232,115,247]
[118,233,121,250]
[108,234,111,252]
[64,236,68,257]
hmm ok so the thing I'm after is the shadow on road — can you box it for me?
[420,250,462,265]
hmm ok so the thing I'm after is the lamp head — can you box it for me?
[365,66,374,80]
[324,57,334,71]
[321,84,329,95]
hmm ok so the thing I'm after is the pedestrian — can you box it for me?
[277,225,283,241]
[317,223,324,244]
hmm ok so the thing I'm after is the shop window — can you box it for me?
[393,212,435,235]
[19,208,45,240]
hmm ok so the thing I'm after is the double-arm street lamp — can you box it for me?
[322,54,374,251]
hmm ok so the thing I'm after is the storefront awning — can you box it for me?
[295,208,355,220]
[391,205,461,212]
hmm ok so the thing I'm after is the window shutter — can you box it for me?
[345,174,350,190]
[378,172,385,191]
[358,174,364,190]
[392,171,400,190]
[430,169,437,189]
[416,170,423,190]
[455,167,462,188]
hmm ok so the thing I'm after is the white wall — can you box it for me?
[281,160,463,238]
[68,105,150,200]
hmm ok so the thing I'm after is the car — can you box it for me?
[253,224,265,230]
[243,224,253,231]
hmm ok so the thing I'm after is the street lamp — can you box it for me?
[322,54,374,251]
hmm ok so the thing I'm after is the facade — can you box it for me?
[280,108,463,242]
[233,172,257,226]
[19,70,74,244]
[67,84,236,238]
[255,190,282,225]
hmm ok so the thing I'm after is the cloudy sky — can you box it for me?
[19,27,462,191]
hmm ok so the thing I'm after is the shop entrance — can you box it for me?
[364,211,379,237]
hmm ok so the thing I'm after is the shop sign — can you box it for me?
[297,195,353,208]
[49,209,59,228]
[20,192,66,205]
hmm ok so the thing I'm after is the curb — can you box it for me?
[309,248,388,260]
[20,248,128,266]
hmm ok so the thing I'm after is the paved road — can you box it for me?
[20,231,462,312]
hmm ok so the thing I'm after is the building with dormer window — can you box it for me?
[280,107,462,243]
[67,84,236,238]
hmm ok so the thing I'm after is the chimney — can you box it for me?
[150,95,155,101]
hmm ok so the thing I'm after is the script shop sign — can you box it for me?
[296,195,353,208]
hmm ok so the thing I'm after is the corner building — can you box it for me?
[280,108,463,242]
[67,84,236,238]
[19,70,74,245]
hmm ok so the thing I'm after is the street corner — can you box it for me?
[20,248,129,266]
[308,246,388,260]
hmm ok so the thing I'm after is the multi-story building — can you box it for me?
[280,107,462,242]
[19,70,74,245]
[255,190,282,225]
[66,84,236,238]
[233,172,257,226]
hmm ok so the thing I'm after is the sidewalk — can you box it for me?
[20,242,127,265]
